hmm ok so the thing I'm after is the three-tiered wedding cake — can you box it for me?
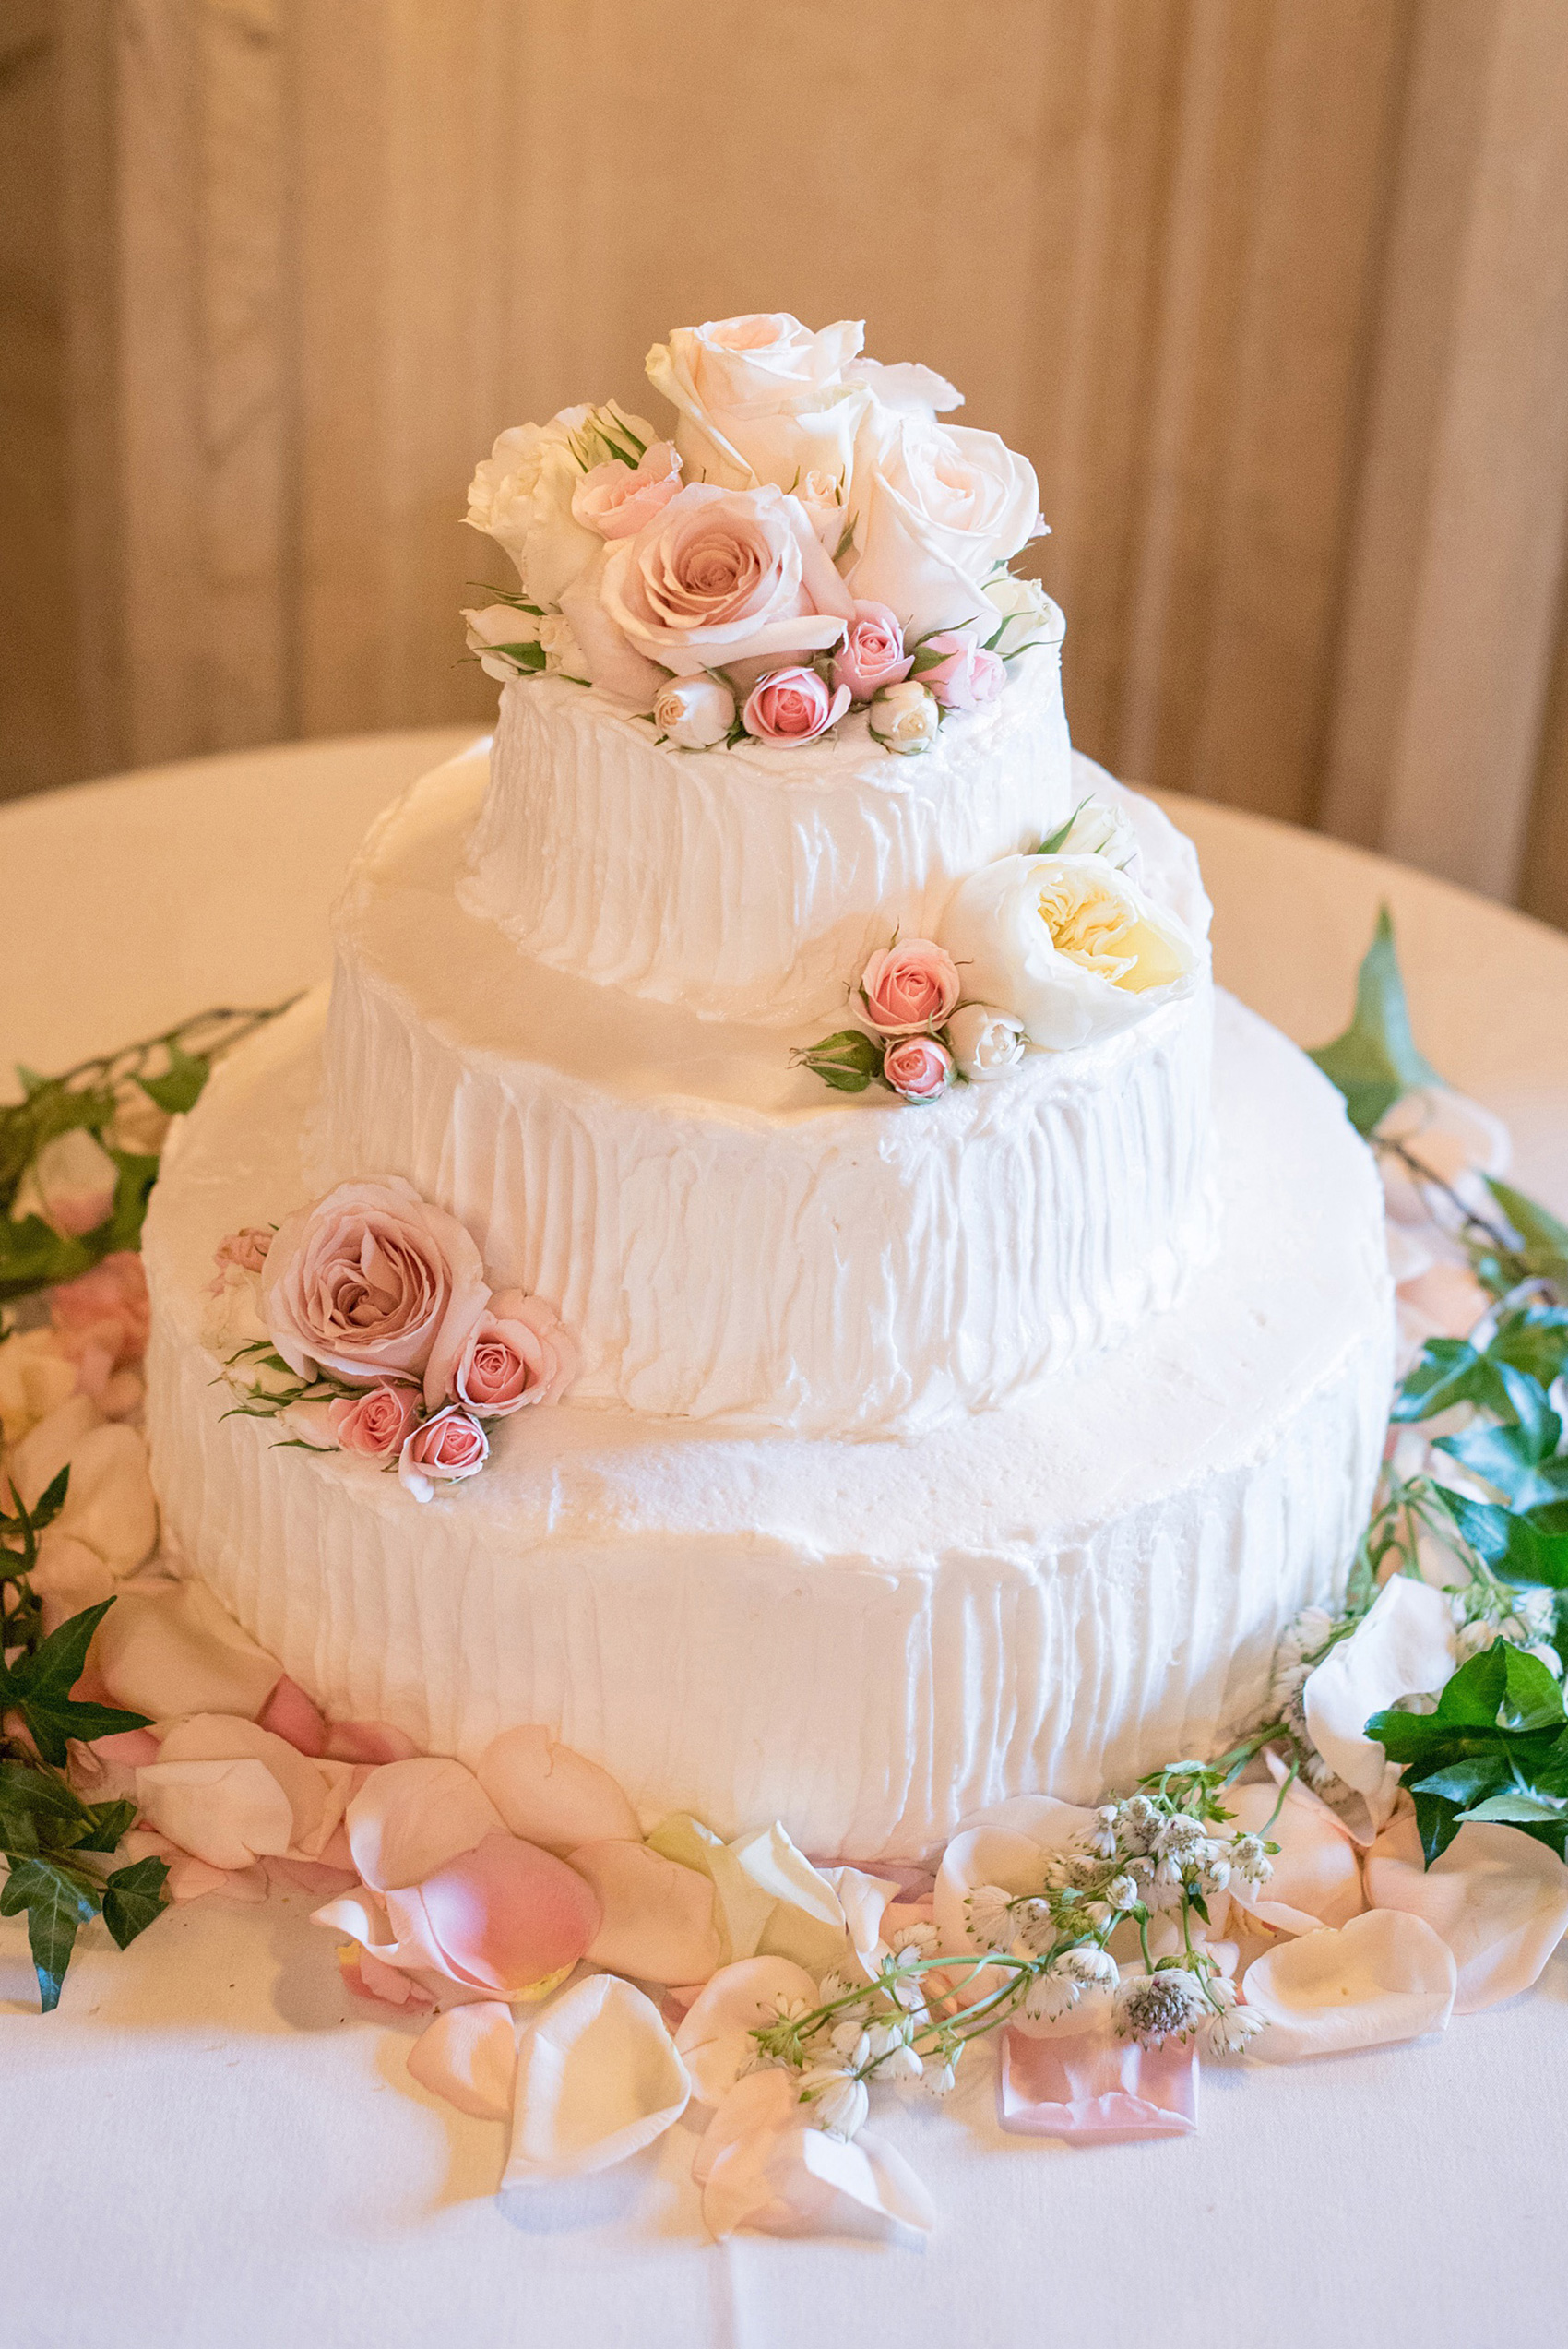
[140,315,1394,1858]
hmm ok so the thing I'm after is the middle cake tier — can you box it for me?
[314,741,1216,1437]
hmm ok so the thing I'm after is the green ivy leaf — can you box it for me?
[0,1854,101,2011]
[76,1797,139,1855]
[137,1038,209,1116]
[1486,1179,1568,1288]
[1437,1487,1568,1589]
[1462,1789,1568,1825]
[1489,1304,1568,1389]
[0,1758,97,1853]
[0,1598,151,1766]
[101,1854,170,1950]
[1306,905,1439,1136]
[1435,1420,1568,1513]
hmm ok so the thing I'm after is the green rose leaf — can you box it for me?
[1307,905,1439,1137]
[791,1030,885,1095]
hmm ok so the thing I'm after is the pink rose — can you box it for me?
[860,939,960,1034]
[261,1177,489,1412]
[742,666,851,745]
[328,1382,421,1460]
[832,601,911,700]
[398,1404,489,1503]
[593,483,855,682]
[884,1036,955,1102]
[451,1290,578,1417]
[571,438,683,540]
[915,631,1006,711]
[49,1251,150,1367]
[213,1226,273,1278]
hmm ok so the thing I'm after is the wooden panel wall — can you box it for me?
[6,0,1568,924]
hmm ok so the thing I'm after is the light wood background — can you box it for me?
[5,0,1568,924]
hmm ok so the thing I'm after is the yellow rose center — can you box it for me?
[1035,866,1182,993]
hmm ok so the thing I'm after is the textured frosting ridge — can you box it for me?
[315,746,1214,1435]
[459,638,1071,1028]
[143,988,1394,1859]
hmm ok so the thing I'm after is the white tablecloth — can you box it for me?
[4,733,1567,2349]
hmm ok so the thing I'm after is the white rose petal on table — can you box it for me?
[1242,1911,1458,2059]
[504,1974,690,2187]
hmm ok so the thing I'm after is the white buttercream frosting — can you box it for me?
[142,986,1394,1860]
[458,634,1071,1029]
[313,747,1214,1435]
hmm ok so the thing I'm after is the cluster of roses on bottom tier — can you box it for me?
[208,1176,577,1502]
[795,794,1201,1103]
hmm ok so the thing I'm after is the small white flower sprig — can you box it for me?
[740,1741,1283,2140]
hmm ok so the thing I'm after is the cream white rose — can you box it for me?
[540,611,590,683]
[13,1127,118,1239]
[1047,794,1141,872]
[867,679,941,755]
[946,1003,1026,1081]
[465,407,603,609]
[653,675,735,749]
[941,853,1198,1051]
[844,408,1043,641]
[646,313,869,497]
[462,603,542,684]
[984,573,1063,662]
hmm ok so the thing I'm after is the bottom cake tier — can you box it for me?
[141,988,1393,1860]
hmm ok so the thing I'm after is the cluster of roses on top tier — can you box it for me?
[795,795,1202,1103]
[208,1178,576,1501]
[461,313,1062,753]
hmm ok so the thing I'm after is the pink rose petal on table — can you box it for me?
[91,1580,283,1719]
[1226,1774,1366,1933]
[339,1945,437,2010]
[137,1716,350,1870]
[998,2021,1199,2140]
[49,1251,150,1365]
[1301,1577,1455,1822]
[822,1866,905,1977]
[266,1854,360,1899]
[408,2000,517,2120]
[504,1974,689,2186]
[674,1955,821,2105]
[8,1399,158,1573]
[324,1719,420,1766]
[1364,1814,1568,2013]
[410,1830,602,1995]
[345,1756,505,1890]
[31,1532,117,1634]
[257,1674,328,1757]
[956,1794,1101,1850]
[933,1825,1047,1957]
[569,1839,723,1985]
[477,1724,641,1854]
[1242,1909,1457,2057]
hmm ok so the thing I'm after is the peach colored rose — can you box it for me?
[832,601,911,700]
[860,939,960,1035]
[451,1289,577,1416]
[844,405,1043,641]
[48,1251,150,1367]
[884,1036,954,1102]
[213,1226,272,1278]
[261,1176,488,1411]
[328,1382,421,1460]
[398,1404,489,1503]
[645,313,868,495]
[741,665,850,745]
[572,439,683,539]
[915,631,1005,711]
[595,483,855,683]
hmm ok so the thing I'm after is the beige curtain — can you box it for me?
[6,0,1568,924]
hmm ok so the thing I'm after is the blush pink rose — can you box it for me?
[49,1251,150,1367]
[451,1289,578,1416]
[261,1176,488,1411]
[328,1381,421,1460]
[832,601,912,700]
[398,1404,489,1503]
[213,1226,272,1277]
[742,666,851,745]
[916,631,1006,711]
[883,1036,955,1102]
[571,439,683,539]
[595,483,855,681]
[860,939,961,1035]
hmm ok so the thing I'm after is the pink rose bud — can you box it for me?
[328,1382,422,1461]
[571,438,683,540]
[742,666,852,745]
[213,1226,273,1277]
[452,1291,578,1417]
[916,632,1007,711]
[860,940,962,1035]
[398,1405,490,1503]
[883,1035,955,1102]
[832,601,912,701]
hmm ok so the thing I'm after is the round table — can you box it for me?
[3,733,1566,2349]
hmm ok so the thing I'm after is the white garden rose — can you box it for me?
[539,611,590,683]
[867,679,941,755]
[653,675,736,749]
[945,1003,1026,1081]
[465,407,603,609]
[983,573,1063,662]
[843,406,1044,641]
[645,313,869,497]
[462,602,542,684]
[940,853,1199,1051]
[1048,794,1140,871]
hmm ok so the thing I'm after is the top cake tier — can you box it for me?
[458,635,1069,1029]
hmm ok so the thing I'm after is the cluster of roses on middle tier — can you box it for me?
[795,794,1203,1103]
[208,1178,576,1502]
[460,311,1063,756]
